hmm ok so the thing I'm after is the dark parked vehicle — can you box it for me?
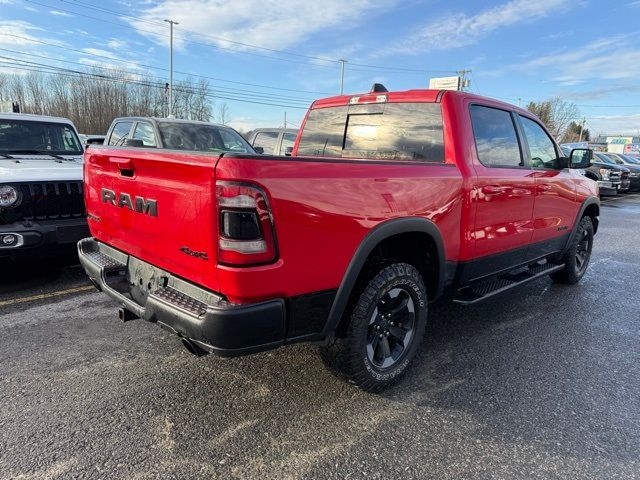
[248,128,298,155]
[104,117,256,154]
[574,151,629,195]
[592,153,631,193]
[601,153,640,191]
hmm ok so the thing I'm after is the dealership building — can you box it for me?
[594,135,640,155]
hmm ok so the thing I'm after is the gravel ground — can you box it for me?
[0,194,638,480]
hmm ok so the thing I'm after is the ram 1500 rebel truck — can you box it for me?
[0,113,89,262]
[78,87,599,391]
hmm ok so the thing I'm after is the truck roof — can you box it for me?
[312,88,531,116]
[110,116,234,128]
[0,112,77,125]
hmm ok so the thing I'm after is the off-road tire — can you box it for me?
[319,263,428,392]
[550,216,594,284]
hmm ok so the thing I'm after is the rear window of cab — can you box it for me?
[297,102,444,162]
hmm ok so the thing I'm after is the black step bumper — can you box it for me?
[77,238,287,357]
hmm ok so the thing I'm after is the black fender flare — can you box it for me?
[564,196,600,253]
[322,217,446,337]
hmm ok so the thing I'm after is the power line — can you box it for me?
[0,58,310,109]
[29,0,457,75]
[1,34,317,102]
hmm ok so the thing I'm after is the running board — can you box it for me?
[453,261,565,305]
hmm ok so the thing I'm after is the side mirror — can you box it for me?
[124,138,144,148]
[570,148,592,169]
[285,146,293,156]
[254,146,264,154]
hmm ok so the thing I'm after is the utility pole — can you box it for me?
[339,59,347,95]
[577,117,587,142]
[164,19,179,118]
[457,69,472,91]
[284,111,287,129]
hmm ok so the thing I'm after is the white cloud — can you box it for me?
[107,39,127,49]
[24,5,38,12]
[0,20,44,46]
[127,0,397,51]
[498,34,640,85]
[50,10,73,17]
[383,0,572,55]
[78,57,143,74]
[587,114,640,135]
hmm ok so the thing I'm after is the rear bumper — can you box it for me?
[0,218,89,260]
[78,238,287,356]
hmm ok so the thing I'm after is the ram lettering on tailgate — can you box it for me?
[101,188,158,217]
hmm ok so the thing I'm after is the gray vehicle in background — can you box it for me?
[103,117,256,154]
[248,128,298,156]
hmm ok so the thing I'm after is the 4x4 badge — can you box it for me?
[179,246,209,260]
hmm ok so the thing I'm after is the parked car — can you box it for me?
[104,117,256,154]
[248,128,298,155]
[0,113,89,262]
[78,87,598,391]
[601,153,640,191]
[78,134,105,147]
[592,153,631,193]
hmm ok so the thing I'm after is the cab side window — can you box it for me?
[132,122,157,147]
[108,122,133,146]
[470,105,523,168]
[252,131,279,155]
[518,116,559,169]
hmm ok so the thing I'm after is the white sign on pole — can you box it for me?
[429,76,461,91]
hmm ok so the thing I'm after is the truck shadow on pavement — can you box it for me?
[0,253,84,296]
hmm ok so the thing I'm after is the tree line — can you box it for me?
[0,69,229,134]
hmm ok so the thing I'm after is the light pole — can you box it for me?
[339,59,347,95]
[578,117,587,142]
[164,19,179,118]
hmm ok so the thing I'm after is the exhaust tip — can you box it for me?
[181,338,209,357]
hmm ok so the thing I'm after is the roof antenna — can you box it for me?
[370,83,388,93]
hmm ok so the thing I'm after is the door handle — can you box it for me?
[481,185,508,194]
[109,157,133,169]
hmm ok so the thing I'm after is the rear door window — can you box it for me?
[470,105,523,168]
[297,103,444,162]
[108,122,133,146]
[252,131,279,155]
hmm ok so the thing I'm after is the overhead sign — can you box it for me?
[607,136,633,145]
[429,76,461,91]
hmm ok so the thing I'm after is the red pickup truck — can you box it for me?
[78,87,599,391]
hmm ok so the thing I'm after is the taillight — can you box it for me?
[216,181,278,266]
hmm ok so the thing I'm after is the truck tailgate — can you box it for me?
[83,147,220,292]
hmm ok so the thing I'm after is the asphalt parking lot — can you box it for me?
[1,194,639,480]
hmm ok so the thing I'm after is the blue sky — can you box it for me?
[1,0,639,135]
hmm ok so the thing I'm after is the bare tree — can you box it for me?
[526,97,579,141]
[217,103,230,125]
[0,69,215,133]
